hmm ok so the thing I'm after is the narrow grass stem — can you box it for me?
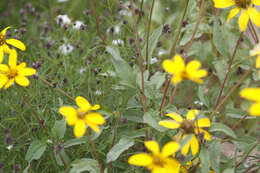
[213,32,244,111]
[210,62,254,120]
[89,0,107,46]
[85,129,103,173]
[159,75,170,114]
[130,0,146,113]
[145,0,155,70]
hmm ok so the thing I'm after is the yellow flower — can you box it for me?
[163,54,207,84]
[128,141,180,173]
[0,26,26,63]
[59,96,105,138]
[0,49,36,89]
[250,43,260,76]
[180,158,215,173]
[159,110,211,156]
[212,0,260,31]
[240,88,260,116]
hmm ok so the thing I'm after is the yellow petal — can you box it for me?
[0,75,8,88]
[3,44,11,54]
[252,0,260,6]
[128,153,153,166]
[212,0,235,8]
[74,120,86,138]
[87,122,100,133]
[0,64,8,72]
[18,68,36,76]
[199,128,211,141]
[75,96,91,112]
[15,75,30,87]
[145,141,160,155]
[181,135,191,156]
[227,7,240,23]
[163,59,176,74]
[165,159,181,173]
[171,74,183,84]
[6,39,26,51]
[8,49,17,68]
[91,104,100,110]
[186,109,199,120]
[197,118,211,127]
[85,113,105,125]
[248,7,260,27]
[152,167,166,173]
[59,106,77,118]
[159,120,180,129]
[4,78,14,89]
[162,141,180,157]
[238,10,249,31]
[249,102,260,116]
[1,26,11,36]
[173,54,185,73]
[186,60,201,73]
[240,88,260,102]
[190,135,199,156]
[166,112,183,122]
[0,46,3,63]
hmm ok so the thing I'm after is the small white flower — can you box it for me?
[194,100,204,106]
[112,39,124,46]
[150,57,158,64]
[57,0,69,2]
[73,21,84,30]
[56,14,71,26]
[59,43,74,55]
[47,139,53,144]
[95,90,102,95]
[79,67,87,74]
[158,49,166,56]
[114,25,121,34]
[7,145,13,150]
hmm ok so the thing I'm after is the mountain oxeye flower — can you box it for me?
[59,96,105,138]
[0,49,36,89]
[250,43,260,76]
[159,110,211,156]
[0,27,26,63]
[240,88,260,116]
[163,54,207,84]
[128,141,180,173]
[212,0,260,31]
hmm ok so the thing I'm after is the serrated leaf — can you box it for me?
[25,140,47,162]
[199,147,210,173]
[51,118,66,139]
[209,122,237,138]
[144,112,167,132]
[106,137,134,163]
[69,158,99,173]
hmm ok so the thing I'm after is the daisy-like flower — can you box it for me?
[59,96,105,138]
[0,49,36,89]
[240,88,260,116]
[128,141,180,173]
[163,54,207,84]
[212,0,260,31]
[250,43,260,76]
[159,110,211,156]
[0,27,26,63]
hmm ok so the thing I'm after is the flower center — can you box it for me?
[180,119,195,134]
[0,34,5,46]
[235,0,251,9]
[6,69,17,79]
[153,155,166,167]
[77,111,86,119]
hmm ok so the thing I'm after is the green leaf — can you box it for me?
[223,168,234,173]
[199,147,210,173]
[179,134,193,149]
[51,118,66,139]
[209,139,221,173]
[64,137,87,148]
[209,122,237,138]
[69,158,99,173]
[198,86,209,108]
[54,148,70,166]
[213,20,230,59]
[106,137,134,163]
[213,59,228,81]
[143,112,167,132]
[106,46,135,86]
[25,140,47,162]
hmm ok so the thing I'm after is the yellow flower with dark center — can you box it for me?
[163,54,207,84]
[159,110,211,156]
[212,0,260,31]
[128,141,180,173]
[0,49,36,89]
[250,43,260,76]
[0,27,26,63]
[240,88,260,116]
[59,96,105,138]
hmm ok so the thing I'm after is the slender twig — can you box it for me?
[58,151,67,168]
[89,0,107,46]
[243,164,257,173]
[234,140,260,169]
[167,84,178,106]
[231,113,249,130]
[38,76,74,101]
[130,0,146,113]
[159,75,170,114]
[210,62,254,120]
[248,21,257,43]
[214,32,244,111]
[183,0,205,56]
[145,0,155,70]
[249,20,259,43]
[85,129,103,173]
